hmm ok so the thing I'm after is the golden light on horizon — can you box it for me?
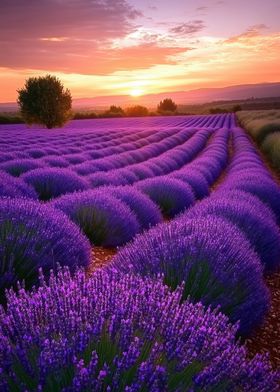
[130,88,145,97]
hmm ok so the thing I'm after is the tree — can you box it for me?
[103,105,124,118]
[157,98,177,113]
[232,104,242,113]
[126,105,149,117]
[17,75,72,129]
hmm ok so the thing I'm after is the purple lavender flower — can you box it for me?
[110,216,269,335]
[0,268,277,391]
[136,177,195,218]
[0,198,91,302]
[0,159,43,177]
[0,171,38,199]
[100,185,163,230]
[171,169,209,199]
[222,176,280,224]
[188,192,280,271]
[50,190,140,246]
[22,168,89,200]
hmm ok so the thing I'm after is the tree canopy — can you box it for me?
[17,75,72,129]
[157,98,177,113]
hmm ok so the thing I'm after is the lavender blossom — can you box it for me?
[0,268,278,391]
[110,216,269,336]
[50,190,140,246]
[0,198,91,302]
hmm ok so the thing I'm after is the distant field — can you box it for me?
[0,114,280,387]
[237,110,280,172]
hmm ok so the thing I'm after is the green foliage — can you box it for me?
[237,109,280,172]
[157,98,177,113]
[126,105,149,117]
[103,105,124,118]
[73,111,98,120]
[17,74,72,129]
[232,104,242,112]
[261,133,280,172]
[210,107,229,114]
[256,123,280,143]
[0,114,24,124]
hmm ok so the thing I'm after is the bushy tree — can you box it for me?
[126,105,149,117]
[17,75,72,129]
[232,104,242,112]
[103,105,124,117]
[157,98,177,113]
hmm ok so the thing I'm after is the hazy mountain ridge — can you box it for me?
[1,82,280,111]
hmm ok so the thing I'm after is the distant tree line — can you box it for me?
[0,74,256,128]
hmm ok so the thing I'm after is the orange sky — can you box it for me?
[0,0,280,102]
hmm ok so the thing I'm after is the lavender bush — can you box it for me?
[101,185,163,230]
[222,176,280,224]
[0,171,37,199]
[0,198,91,301]
[171,170,209,199]
[22,168,89,200]
[0,268,278,391]
[0,158,43,177]
[51,190,140,246]
[188,194,280,272]
[110,216,269,335]
[136,177,195,217]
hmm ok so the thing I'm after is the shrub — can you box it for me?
[262,132,280,171]
[0,198,90,302]
[87,171,128,188]
[222,177,280,225]
[255,123,280,144]
[51,190,140,246]
[0,268,278,391]
[188,194,280,272]
[102,186,163,230]
[22,168,89,200]
[232,105,242,112]
[17,74,72,129]
[126,105,149,117]
[43,156,69,168]
[26,148,46,158]
[0,171,37,199]
[136,177,195,217]
[110,216,269,336]
[157,98,177,113]
[171,170,209,199]
[0,159,43,177]
[103,105,124,118]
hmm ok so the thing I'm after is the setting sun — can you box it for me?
[130,88,145,97]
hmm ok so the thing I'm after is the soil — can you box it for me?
[245,270,280,369]
[87,246,116,275]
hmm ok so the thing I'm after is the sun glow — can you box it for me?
[130,88,145,97]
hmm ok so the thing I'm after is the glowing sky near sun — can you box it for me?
[0,0,280,102]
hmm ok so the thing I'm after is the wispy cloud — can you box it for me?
[224,24,269,43]
[170,21,205,35]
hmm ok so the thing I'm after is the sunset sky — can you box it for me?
[0,0,280,102]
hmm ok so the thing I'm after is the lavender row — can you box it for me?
[0,268,278,391]
[0,114,234,161]
[0,117,279,390]
[109,124,280,338]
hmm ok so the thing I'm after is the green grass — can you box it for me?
[237,110,280,172]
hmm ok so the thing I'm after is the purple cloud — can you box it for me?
[225,24,269,43]
[170,20,205,35]
[0,0,144,73]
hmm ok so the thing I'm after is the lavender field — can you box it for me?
[0,114,279,390]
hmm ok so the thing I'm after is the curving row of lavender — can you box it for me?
[0,115,279,390]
